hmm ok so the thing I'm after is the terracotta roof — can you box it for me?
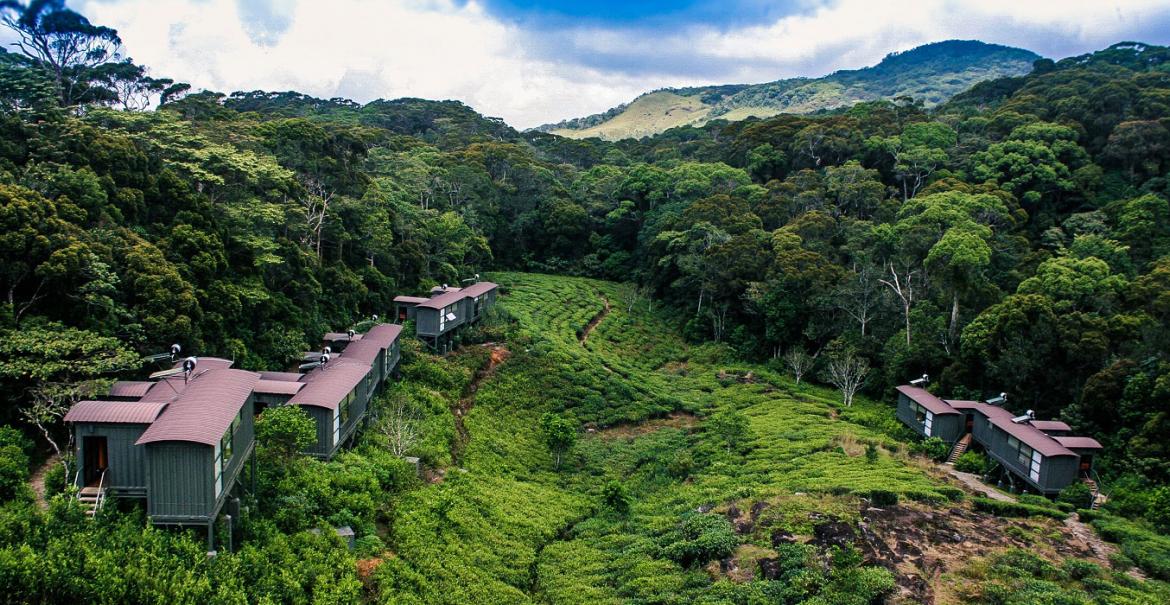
[339,339,382,364]
[258,371,303,382]
[287,361,370,410]
[138,357,238,403]
[460,281,498,298]
[254,379,304,396]
[65,400,168,424]
[109,381,153,398]
[393,296,429,304]
[1031,420,1071,433]
[987,415,1076,457]
[418,288,467,310]
[362,323,401,348]
[896,385,959,415]
[1053,436,1104,450]
[136,369,259,446]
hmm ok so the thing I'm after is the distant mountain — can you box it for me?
[537,40,1040,140]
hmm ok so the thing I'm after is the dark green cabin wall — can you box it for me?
[145,396,255,522]
[146,442,212,520]
[74,423,149,492]
[894,393,962,443]
[300,405,333,457]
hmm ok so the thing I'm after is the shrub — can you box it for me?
[865,443,879,463]
[973,497,1068,520]
[910,437,949,462]
[0,443,30,501]
[953,451,988,474]
[661,513,738,567]
[602,480,630,514]
[43,460,68,497]
[868,489,899,507]
[1056,481,1094,511]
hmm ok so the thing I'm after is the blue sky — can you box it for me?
[58,0,1170,127]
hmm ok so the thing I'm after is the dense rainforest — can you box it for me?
[3,2,1170,603]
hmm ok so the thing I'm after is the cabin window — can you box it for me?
[220,411,241,467]
[332,408,341,445]
[213,441,223,498]
[911,403,932,435]
[341,390,354,425]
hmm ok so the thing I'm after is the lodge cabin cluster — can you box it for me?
[393,281,499,353]
[61,280,498,547]
[895,383,1103,497]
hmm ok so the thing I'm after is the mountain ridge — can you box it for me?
[536,39,1041,140]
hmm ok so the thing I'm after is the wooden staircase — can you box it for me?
[946,433,973,465]
[1083,477,1105,511]
[77,471,107,517]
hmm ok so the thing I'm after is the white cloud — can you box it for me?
[75,0,1170,128]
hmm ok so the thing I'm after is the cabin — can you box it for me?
[135,368,259,529]
[413,281,499,352]
[286,361,372,458]
[66,362,260,547]
[895,385,964,443]
[393,296,429,323]
[285,323,403,458]
[895,384,1104,496]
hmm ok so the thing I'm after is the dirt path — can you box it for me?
[28,454,60,510]
[449,345,511,467]
[578,295,611,345]
[946,467,1015,502]
[586,412,697,439]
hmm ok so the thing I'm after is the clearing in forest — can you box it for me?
[376,273,1170,605]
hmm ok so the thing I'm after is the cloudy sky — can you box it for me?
[58,0,1170,128]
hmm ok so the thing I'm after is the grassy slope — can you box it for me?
[550,92,712,141]
[374,273,1170,604]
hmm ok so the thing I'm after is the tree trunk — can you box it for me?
[949,291,960,342]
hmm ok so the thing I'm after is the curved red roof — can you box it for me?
[1053,436,1104,450]
[255,379,304,396]
[65,400,168,424]
[287,361,369,409]
[896,385,959,415]
[109,381,153,398]
[136,369,259,446]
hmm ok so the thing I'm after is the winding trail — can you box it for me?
[28,454,60,510]
[578,295,611,346]
[449,344,510,467]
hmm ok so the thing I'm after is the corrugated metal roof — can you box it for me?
[1053,436,1104,450]
[109,381,153,398]
[460,281,498,298]
[258,371,303,382]
[339,339,382,364]
[418,288,467,310]
[1031,420,1071,433]
[896,385,959,415]
[287,361,370,409]
[987,415,1076,457]
[254,379,304,395]
[323,332,362,342]
[138,357,237,403]
[65,400,168,424]
[136,369,259,446]
[393,296,429,304]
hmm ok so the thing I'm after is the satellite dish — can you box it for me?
[372,314,378,321]
[323,346,332,354]
[182,356,197,373]
[347,329,355,339]
[170,343,181,359]
[320,353,330,366]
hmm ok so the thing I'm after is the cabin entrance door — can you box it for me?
[82,436,108,486]
[1079,455,1093,474]
[965,414,975,433]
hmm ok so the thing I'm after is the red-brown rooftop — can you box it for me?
[65,400,169,424]
[136,368,259,446]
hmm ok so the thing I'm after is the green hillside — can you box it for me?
[373,272,1170,603]
[539,40,1039,140]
